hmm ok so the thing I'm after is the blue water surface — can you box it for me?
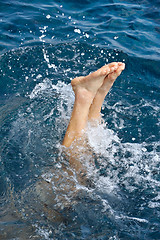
[0,0,160,239]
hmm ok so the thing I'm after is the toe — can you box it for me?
[118,62,125,69]
[105,64,125,82]
[110,67,124,80]
[101,63,118,76]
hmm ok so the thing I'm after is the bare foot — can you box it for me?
[98,62,125,94]
[71,62,120,99]
[88,62,125,120]
[62,62,125,147]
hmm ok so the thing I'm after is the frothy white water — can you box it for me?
[4,75,159,239]
[28,78,160,198]
[88,122,160,196]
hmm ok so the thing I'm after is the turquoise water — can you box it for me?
[0,0,160,239]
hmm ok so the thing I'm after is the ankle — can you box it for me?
[74,87,95,105]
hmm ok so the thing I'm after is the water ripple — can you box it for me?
[0,0,160,59]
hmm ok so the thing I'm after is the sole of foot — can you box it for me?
[98,62,125,93]
[71,62,122,95]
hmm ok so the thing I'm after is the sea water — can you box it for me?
[0,0,160,239]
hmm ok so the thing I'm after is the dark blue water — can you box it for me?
[0,0,160,239]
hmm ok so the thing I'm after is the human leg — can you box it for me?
[88,62,125,121]
[14,63,125,225]
[62,62,121,148]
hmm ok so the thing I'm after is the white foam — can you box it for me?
[148,201,160,208]
[116,214,149,223]
[34,224,52,239]
[29,78,56,99]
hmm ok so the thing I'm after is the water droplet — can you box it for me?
[74,29,81,34]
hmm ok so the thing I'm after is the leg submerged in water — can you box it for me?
[13,62,125,227]
[62,62,125,148]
